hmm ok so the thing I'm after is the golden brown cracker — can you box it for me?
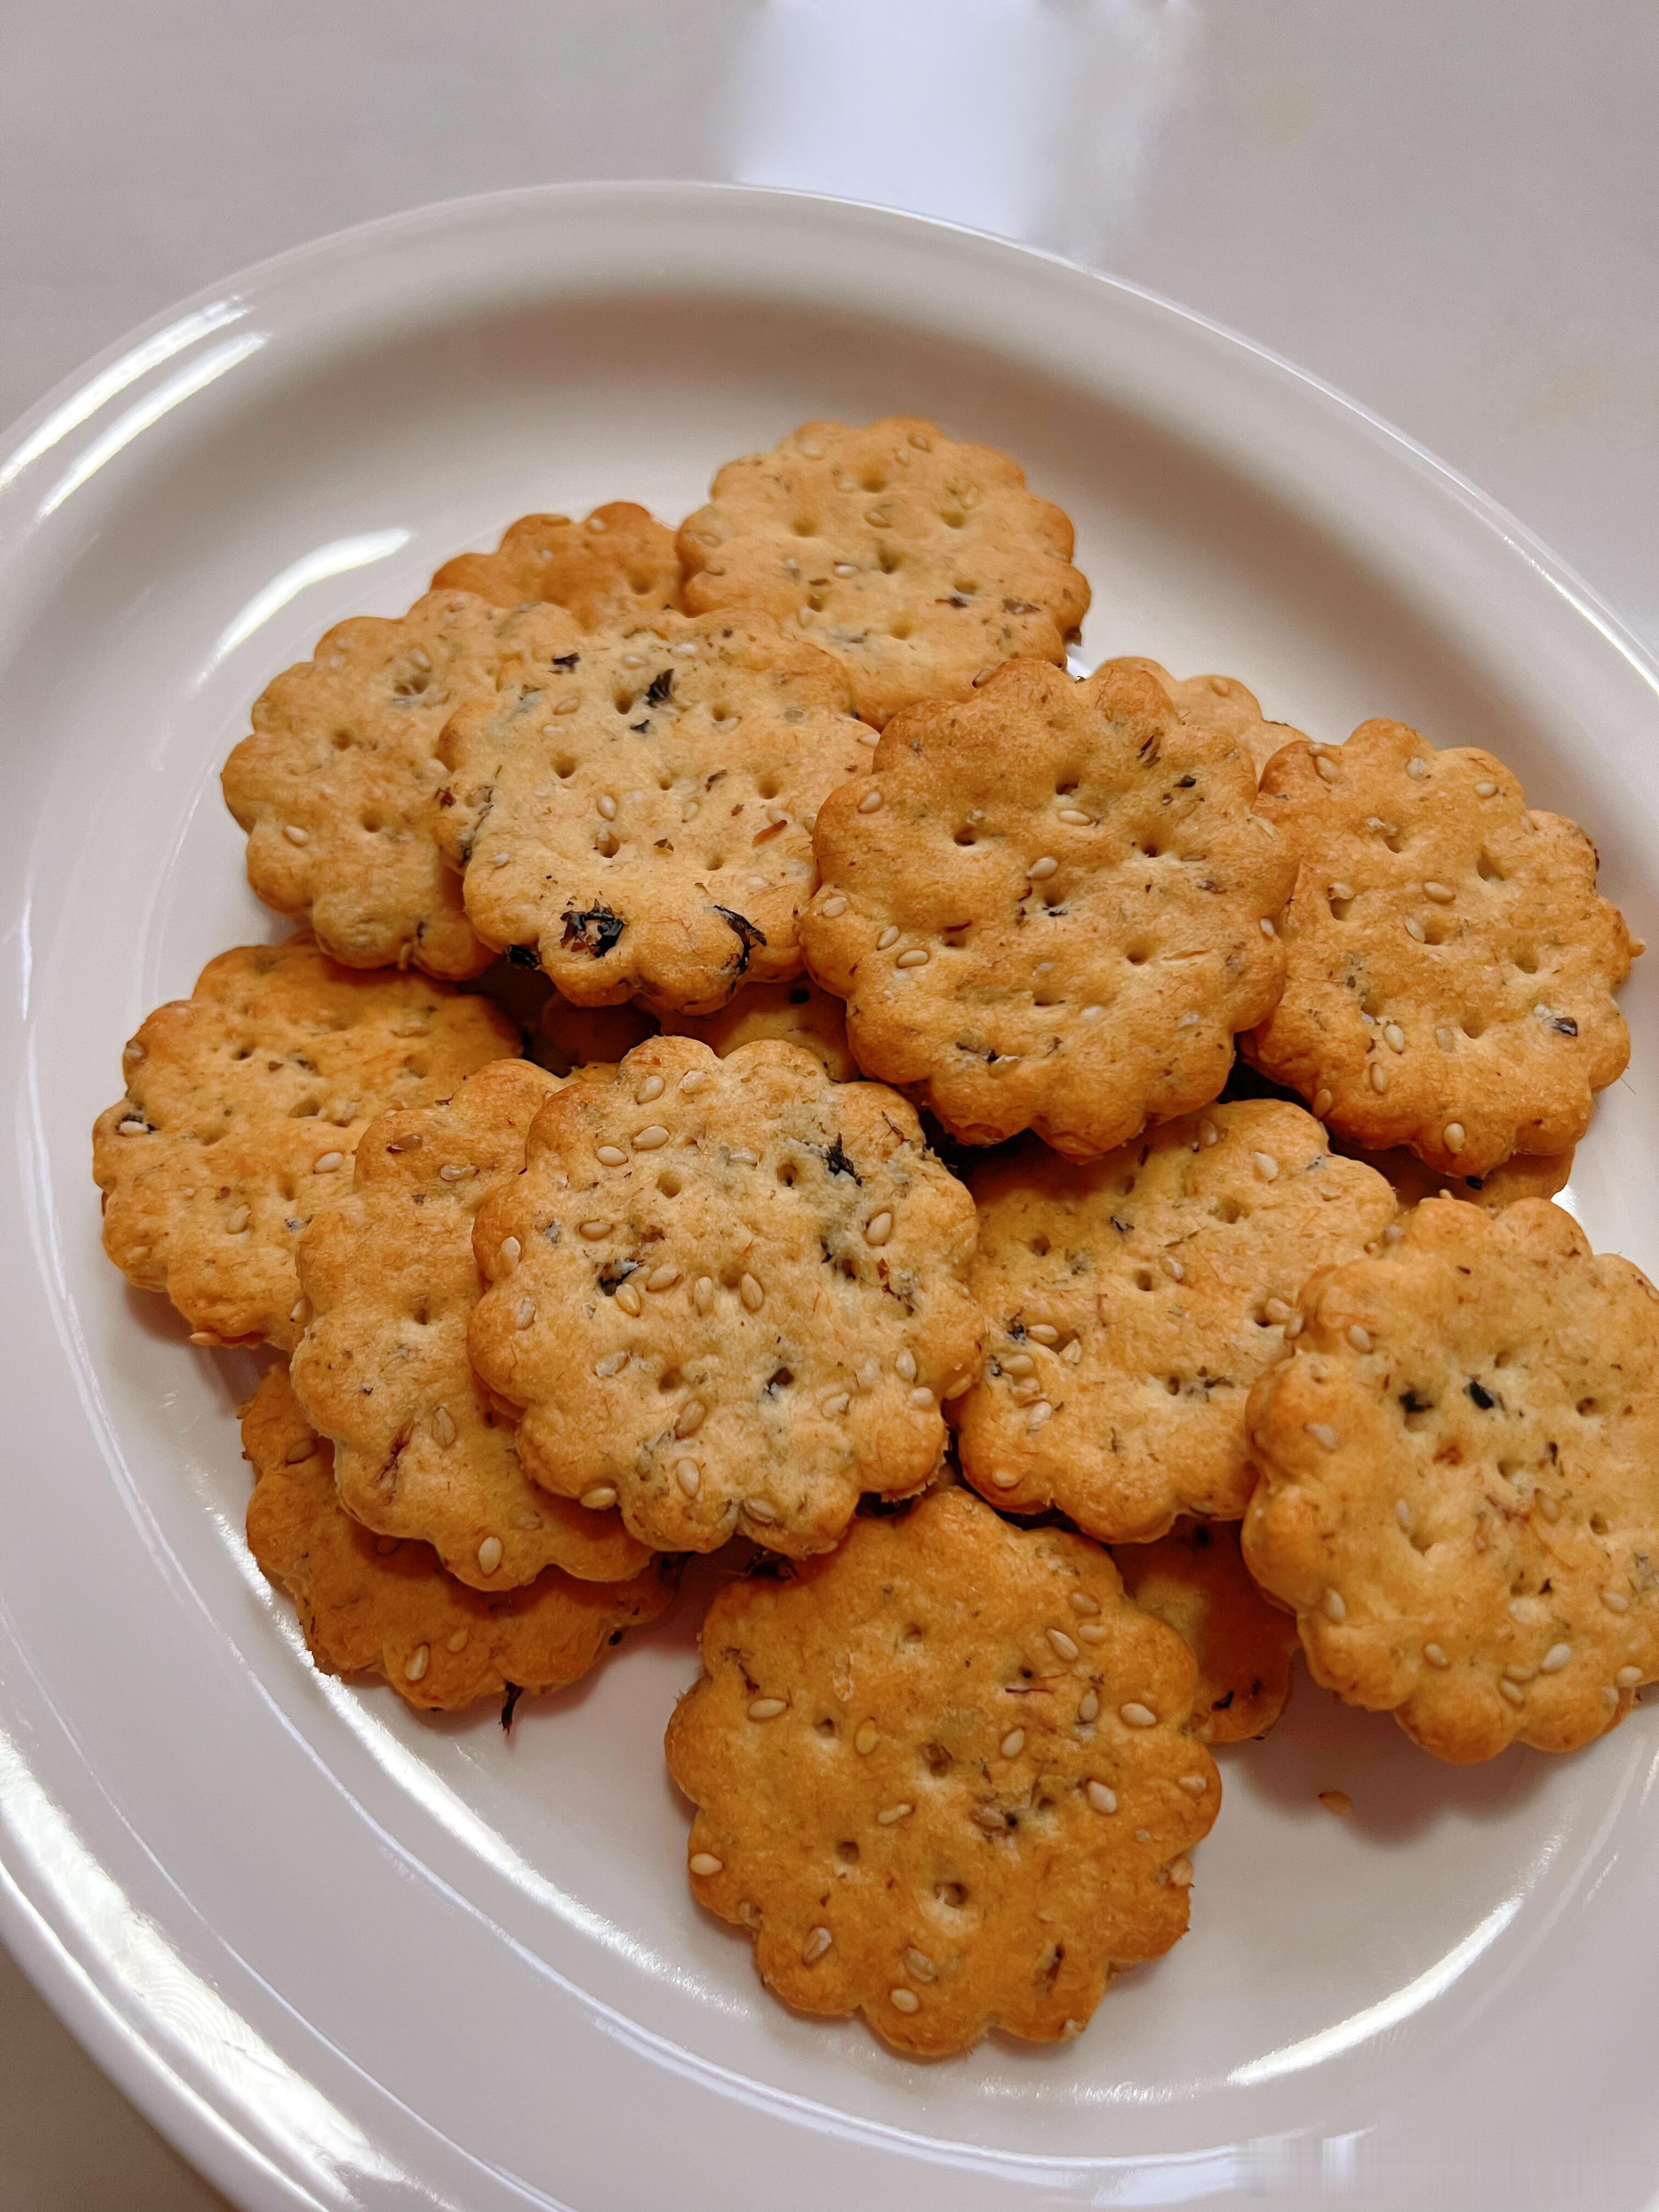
[436,610,876,1013]
[535,994,659,1077]
[1114,1519,1297,1742]
[92,937,517,1350]
[244,1367,673,1713]
[800,658,1296,1158]
[664,1487,1218,2057]
[1243,1197,1659,1760]
[1334,1136,1574,1212]
[431,503,682,627]
[659,977,857,1082]
[1247,720,1634,1175]
[467,1036,983,1556]
[957,1102,1396,1537]
[678,416,1089,726]
[223,591,582,978]
[291,1060,651,1588]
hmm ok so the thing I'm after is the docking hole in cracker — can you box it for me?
[957,1101,1396,1538]
[678,416,1090,727]
[92,936,517,1350]
[800,657,1295,1159]
[664,1486,1218,2057]
[466,1035,984,1556]
[244,1367,674,1713]
[1244,1197,1659,1761]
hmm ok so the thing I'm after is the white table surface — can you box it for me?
[4,3,1655,2204]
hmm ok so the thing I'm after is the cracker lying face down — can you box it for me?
[658,977,857,1082]
[677,416,1090,727]
[243,1367,674,1713]
[92,937,518,1350]
[957,1102,1397,1539]
[1244,1197,1659,1761]
[436,611,877,1014]
[292,1060,652,1589]
[664,1487,1218,2058]
[431,502,683,627]
[467,1037,984,1556]
[800,658,1295,1158]
[1114,1519,1298,1743]
[1116,658,1305,782]
[1333,1137,1574,1212]
[1247,719,1636,1176]
[223,592,582,979]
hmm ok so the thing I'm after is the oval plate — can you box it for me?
[2,184,1657,2211]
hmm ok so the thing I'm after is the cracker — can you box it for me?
[93,937,517,1350]
[1114,1519,1297,1742]
[1334,1136,1574,1212]
[957,1102,1396,1537]
[291,1060,652,1588]
[659,977,856,1082]
[1117,658,1305,782]
[800,658,1296,1158]
[244,1367,673,1713]
[664,1487,1218,2057]
[432,503,683,628]
[1246,720,1635,1175]
[1242,1197,1659,1760]
[678,417,1090,727]
[223,591,583,979]
[436,611,876,1013]
[467,1036,983,1555]
[537,993,658,1077]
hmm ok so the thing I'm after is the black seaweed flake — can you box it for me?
[500,1683,524,1732]
[644,669,675,709]
[1468,1379,1498,1410]
[506,943,540,969]
[1400,1389,1434,1414]
[598,1257,641,1295]
[561,903,626,957]
[551,652,580,671]
[712,905,766,974]
[1550,1016,1579,1036]
[821,1136,860,1183]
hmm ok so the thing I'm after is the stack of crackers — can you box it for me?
[93,416,1657,2061]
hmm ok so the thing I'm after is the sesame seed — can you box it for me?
[694,1276,715,1314]
[1260,916,1277,936]
[988,1468,1020,1489]
[1618,1666,1643,1689]
[313,1151,345,1172]
[477,1536,503,1573]
[1329,880,1356,902]
[446,1629,469,1654]
[730,1147,758,1165]
[1078,1690,1100,1722]
[1407,757,1429,778]
[877,1803,913,1824]
[675,1400,707,1437]
[1405,916,1426,941]
[515,1297,537,1329]
[679,1069,708,1092]
[616,1282,642,1316]
[675,1459,701,1498]
[1001,1729,1025,1757]
[1384,1023,1407,1054]
[646,1261,681,1292]
[855,1720,879,1754]
[857,789,884,813]
[821,1392,850,1417]
[1120,1702,1157,1728]
[1253,1152,1279,1181]
[1425,1642,1449,1668]
[1369,1062,1389,1093]
[578,1218,611,1239]
[877,925,900,950]
[1069,1589,1101,1616]
[1045,1626,1080,1661]
[1540,1643,1572,1673]
[856,729,879,747]
[889,1988,920,2014]
[1028,856,1059,879]
[857,1357,881,1390]
[1086,1781,1118,1813]
[224,1204,250,1234]
[1200,1120,1219,1147]
[1443,1122,1466,1153]
[1322,1587,1348,1623]
[580,1485,619,1511]
[1002,1352,1035,1376]
[744,1498,776,1523]
[593,1351,628,1378]
[283,822,311,845]
[438,1162,471,1181]
[1058,807,1092,826]
[1474,778,1498,797]
[432,1404,457,1446]
[1307,1423,1340,1452]
[499,1236,521,1269]
[634,1124,670,1150]
[404,1645,430,1683]
[802,1927,833,1962]
[689,1852,723,1877]
[1264,1296,1293,1325]
[115,1118,148,1136]
[1499,1678,1525,1705]
[1028,1400,1053,1429]
[1313,1087,1334,1118]
[1537,1493,1560,1522]
[972,1805,1008,1832]
[892,1350,917,1383]
[736,1272,765,1313]
[597,793,617,820]
[1167,1855,1194,1888]
[748,1697,787,1720]
[1076,1621,1106,1643]
[596,1144,627,1166]
[1079,1003,1103,1020]
[1395,1498,1413,1532]
[283,1437,315,1464]
[896,947,930,968]
[819,895,848,918]
[1423,881,1455,904]
[1179,1774,1207,1795]
[865,1210,894,1246]
[1382,1223,1403,1245]
[905,1948,936,1982]
[1028,1323,1060,1346]
[1602,1589,1630,1611]
[1347,1324,1373,1352]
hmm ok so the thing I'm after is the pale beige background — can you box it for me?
[4,2,1656,2203]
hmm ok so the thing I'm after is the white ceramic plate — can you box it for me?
[3,184,1658,2212]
